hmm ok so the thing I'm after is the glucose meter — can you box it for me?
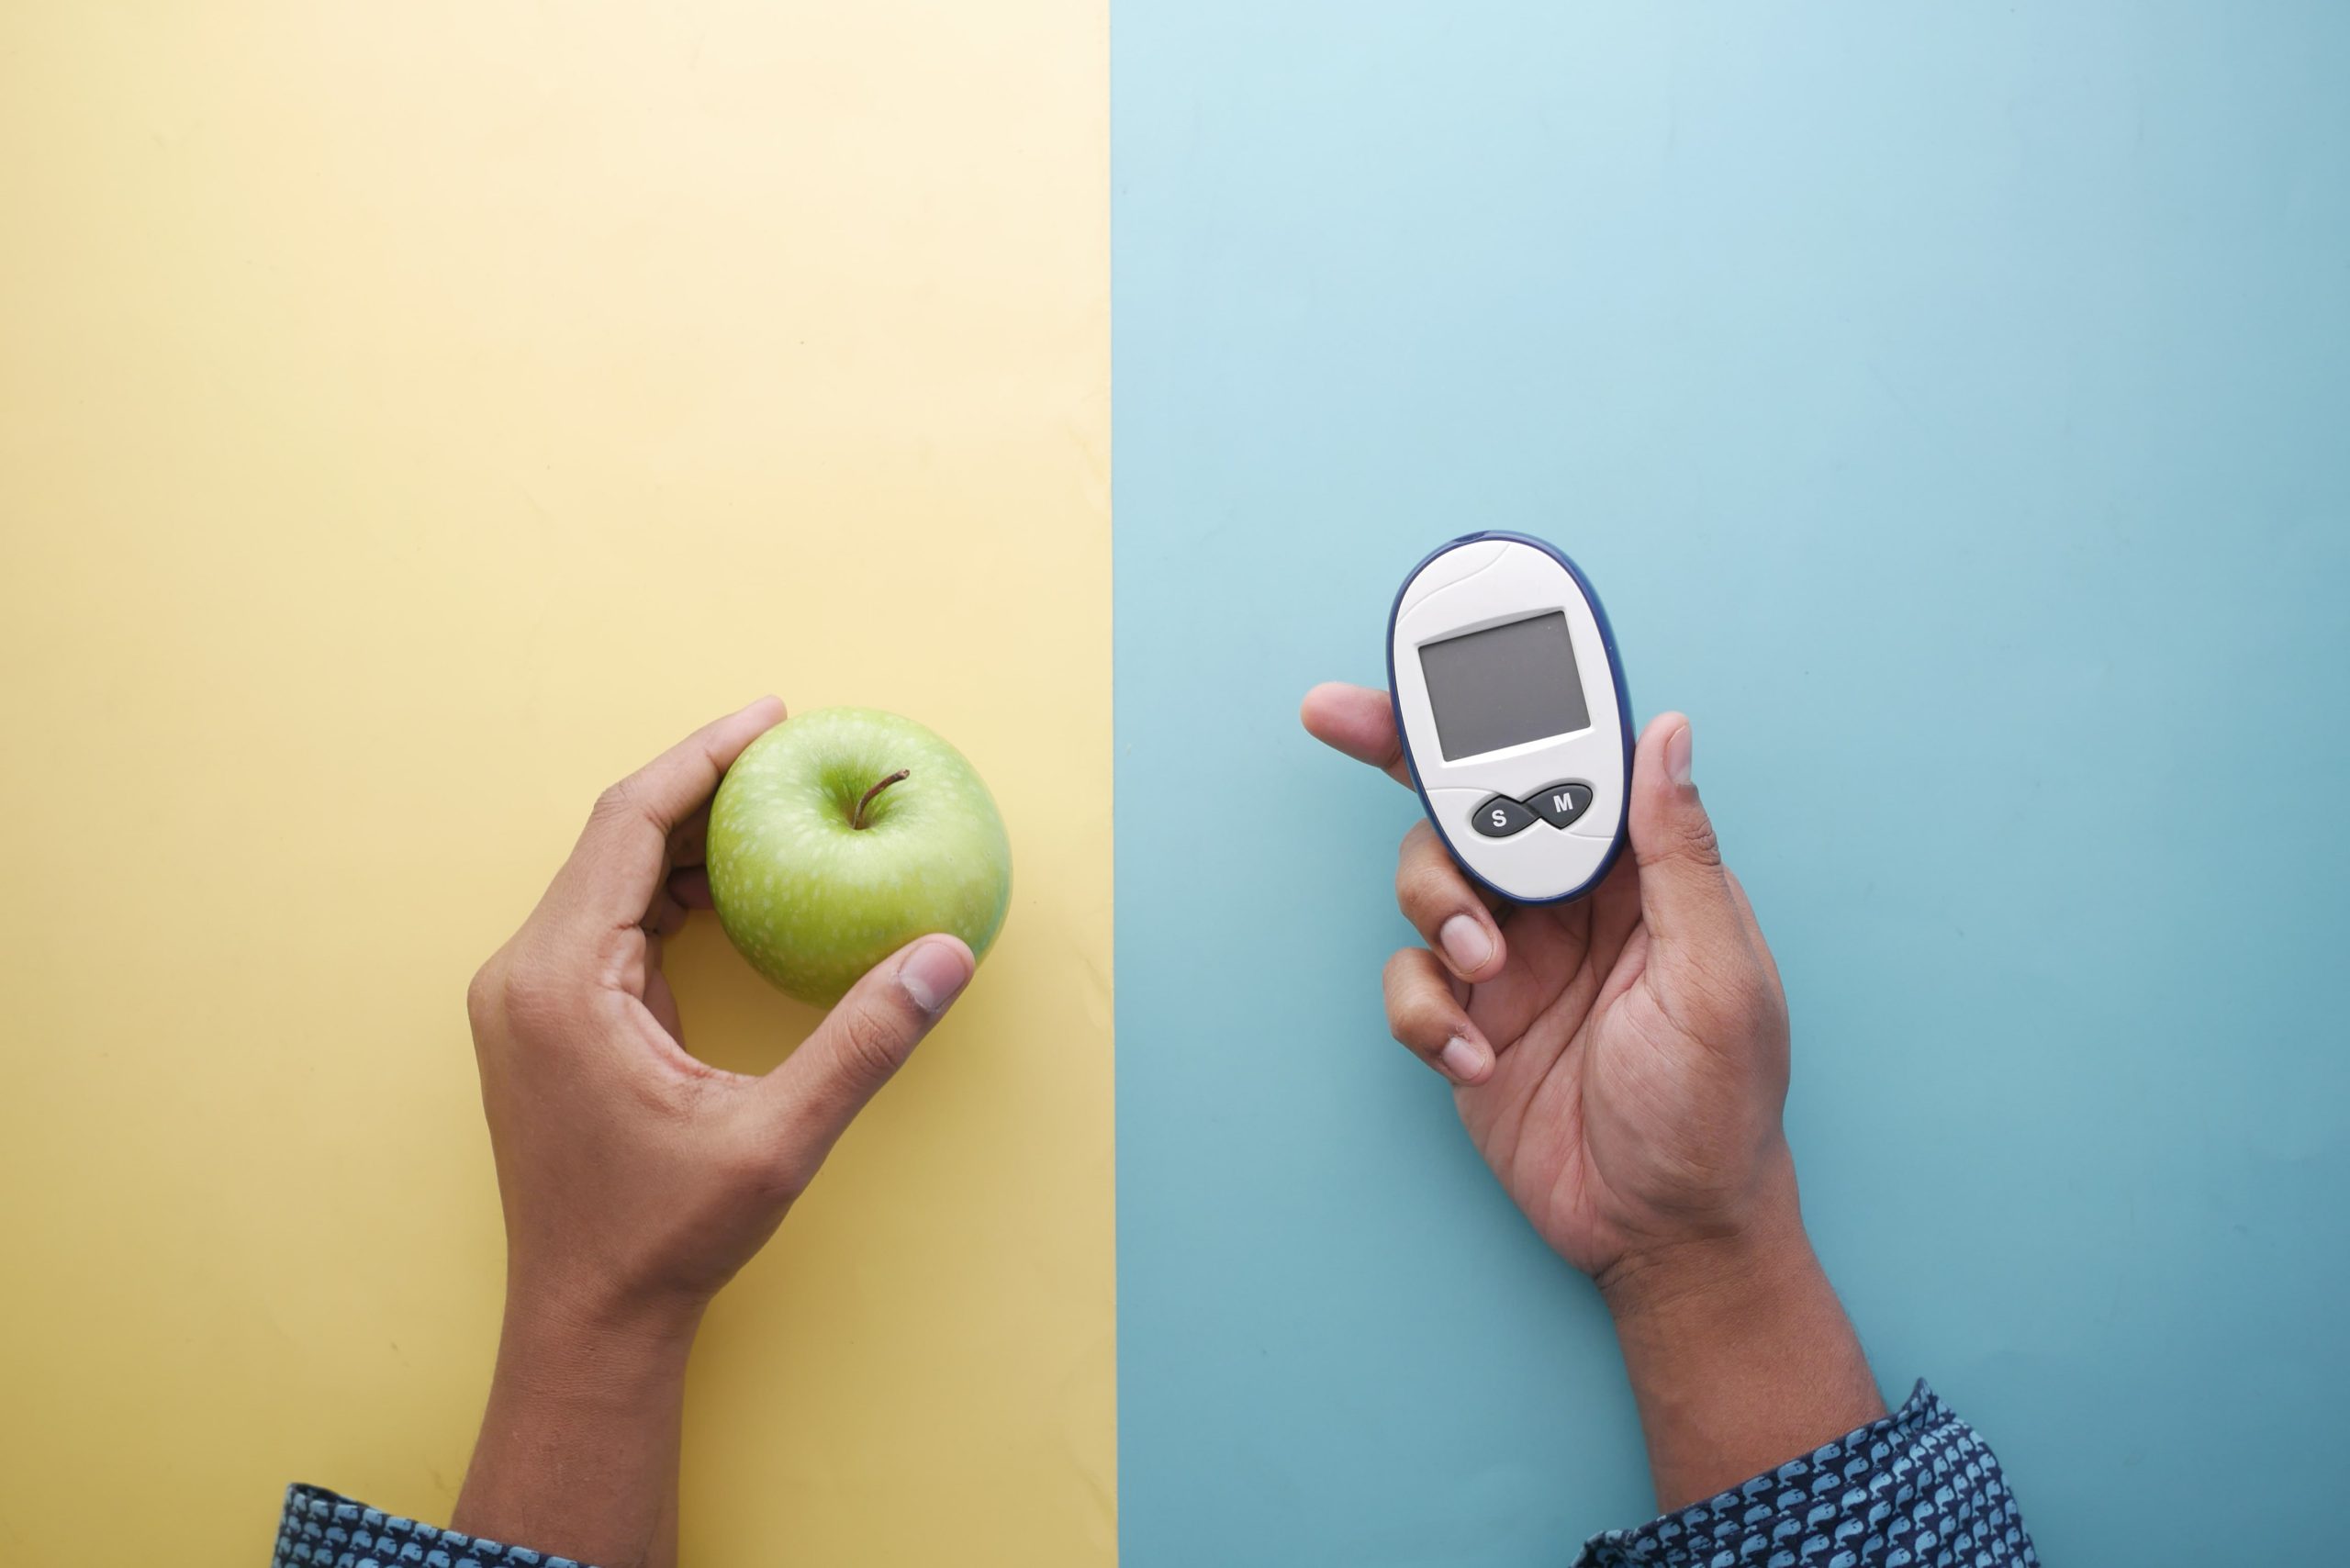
[1387,532,1632,905]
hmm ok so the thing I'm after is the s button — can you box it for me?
[1470,795,1538,838]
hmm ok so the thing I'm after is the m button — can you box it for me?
[1526,781,1593,829]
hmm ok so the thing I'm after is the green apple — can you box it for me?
[707,706,1012,1006]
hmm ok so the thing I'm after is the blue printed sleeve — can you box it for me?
[272,1484,599,1568]
[1573,1383,2038,1568]
[272,1384,2030,1567]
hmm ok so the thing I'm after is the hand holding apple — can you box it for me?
[453,697,979,1567]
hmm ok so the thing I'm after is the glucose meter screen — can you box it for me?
[1419,611,1593,761]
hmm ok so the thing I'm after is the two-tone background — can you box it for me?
[4,5,2344,1563]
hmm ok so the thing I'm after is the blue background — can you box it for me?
[1113,5,2350,1563]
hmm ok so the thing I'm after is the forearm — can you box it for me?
[452,1294,701,1568]
[1600,1203,1886,1513]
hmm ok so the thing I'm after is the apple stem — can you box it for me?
[852,768,910,830]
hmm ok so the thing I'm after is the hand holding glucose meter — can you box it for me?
[1387,532,1632,905]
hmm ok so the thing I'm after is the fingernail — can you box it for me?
[898,938,973,1015]
[1438,913,1493,974]
[1438,1036,1491,1084]
[1666,721,1694,788]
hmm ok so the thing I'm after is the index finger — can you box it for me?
[1300,681,1413,788]
[541,696,789,935]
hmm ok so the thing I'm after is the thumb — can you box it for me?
[1627,712,1746,956]
[750,934,975,1191]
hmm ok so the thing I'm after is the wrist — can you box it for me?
[1595,1195,1812,1332]
[456,1282,699,1568]
[1596,1181,1886,1512]
[491,1275,705,1409]
[504,1249,710,1344]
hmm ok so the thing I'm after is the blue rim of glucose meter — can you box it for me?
[1384,531,1634,907]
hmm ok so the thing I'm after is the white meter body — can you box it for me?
[1386,532,1632,905]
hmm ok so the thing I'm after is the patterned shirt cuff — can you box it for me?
[1573,1381,2038,1567]
[272,1483,599,1568]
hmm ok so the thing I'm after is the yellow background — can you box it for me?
[0,4,1112,1562]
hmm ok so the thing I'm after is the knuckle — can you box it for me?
[722,1136,803,1205]
[464,958,505,1027]
[498,953,581,1036]
[1676,813,1723,869]
[1394,858,1459,921]
[1380,954,1443,1044]
[1741,966,1791,1039]
[1389,1004,1449,1055]
[833,1003,912,1089]
[590,777,646,828]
